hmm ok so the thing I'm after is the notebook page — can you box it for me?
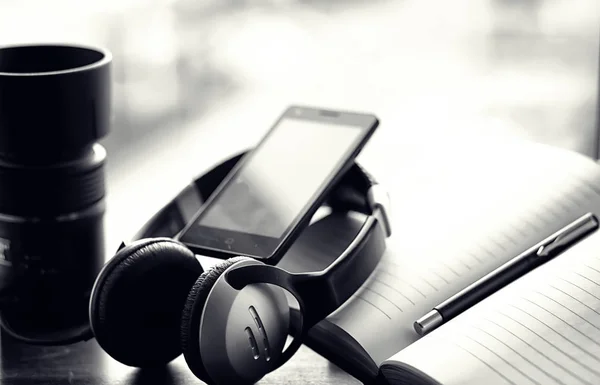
[383,221,600,384]
[321,144,600,367]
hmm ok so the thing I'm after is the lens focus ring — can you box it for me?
[0,144,106,217]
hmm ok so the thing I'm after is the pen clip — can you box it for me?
[536,213,599,257]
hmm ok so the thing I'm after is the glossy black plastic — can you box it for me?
[225,208,387,329]
[114,150,389,384]
[178,106,379,263]
[0,44,111,164]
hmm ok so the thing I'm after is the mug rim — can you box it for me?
[0,43,112,77]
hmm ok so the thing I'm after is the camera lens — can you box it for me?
[0,44,111,344]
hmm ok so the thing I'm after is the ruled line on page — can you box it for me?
[498,309,600,373]
[377,269,439,294]
[457,258,473,270]
[546,284,600,318]
[518,298,600,350]
[466,250,484,263]
[483,318,594,385]
[489,238,508,252]
[499,232,519,246]
[352,296,392,320]
[439,261,461,277]
[563,193,584,209]
[582,264,600,276]
[463,334,543,385]
[533,212,552,226]
[371,278,417,305]
[374,275,427,299]
[475,243,497,258]
[555,199,572,214]
[451,341,518,385]
[555,277,600,302]
[522,217,541,232]
[571,271,600,289]
[470,325,570,385]
[572,177,600,199]
[428,269,451,285]
[361,287,404,313]
[507,222,529,238]
[529,291,600,334]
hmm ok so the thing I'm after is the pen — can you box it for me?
[413,212,599,337]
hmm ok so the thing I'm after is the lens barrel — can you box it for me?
[0,44,111,164]
[0,44,111,344]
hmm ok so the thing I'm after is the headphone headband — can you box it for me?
[131,150,391,381]
[123,149,391,328]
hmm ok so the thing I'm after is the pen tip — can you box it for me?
[414,310,443,336]
[413,321,424,336]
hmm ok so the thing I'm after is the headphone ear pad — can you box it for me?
[89,238,203,368]
[180,256,252,382]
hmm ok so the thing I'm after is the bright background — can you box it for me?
[0,0,598,247]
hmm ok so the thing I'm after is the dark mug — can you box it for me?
[0,43,111,345]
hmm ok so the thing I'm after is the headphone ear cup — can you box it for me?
[89,238,203,368]
[180,256,251,382]
[181,257,291,385]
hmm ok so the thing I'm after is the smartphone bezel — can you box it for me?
[177,105,379,263]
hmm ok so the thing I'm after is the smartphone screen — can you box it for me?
[178,107,378,261]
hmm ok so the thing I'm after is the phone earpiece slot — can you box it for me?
[318,109,340,117]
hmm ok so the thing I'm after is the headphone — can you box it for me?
[87,151,391,384]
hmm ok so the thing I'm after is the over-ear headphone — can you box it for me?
[88,151,391,384]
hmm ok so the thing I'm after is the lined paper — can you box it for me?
[382,220,600,384]
[315,143,600,368]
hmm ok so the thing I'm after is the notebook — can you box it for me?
[291,141,600,384]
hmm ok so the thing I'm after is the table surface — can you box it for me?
[2,136,600,384]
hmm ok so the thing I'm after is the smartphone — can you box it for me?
[177,106,379,262]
